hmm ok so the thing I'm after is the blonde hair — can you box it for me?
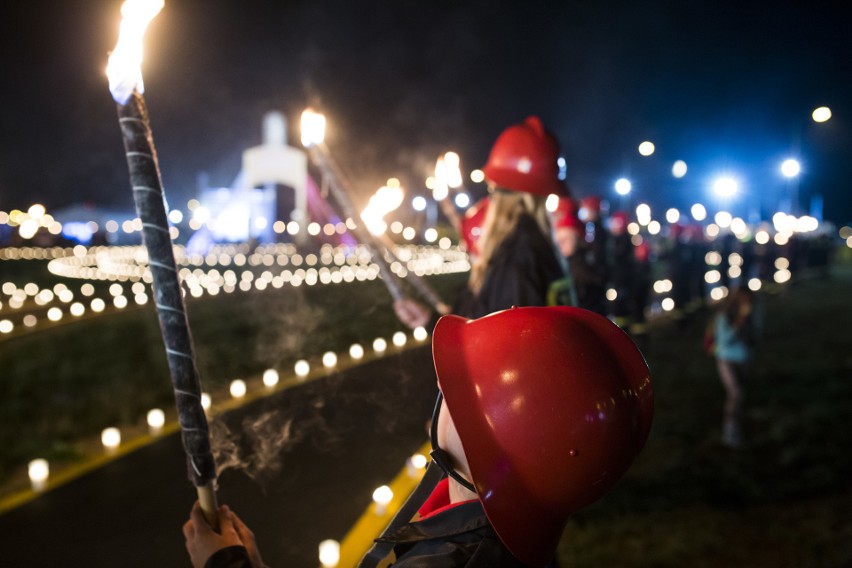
[468,188,552,295]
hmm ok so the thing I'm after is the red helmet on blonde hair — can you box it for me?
[432,306,653,567]
[482,116,568,197]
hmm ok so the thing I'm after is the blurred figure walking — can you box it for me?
[711,286,759,447]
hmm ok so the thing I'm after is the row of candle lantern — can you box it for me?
[24,325,430,495]
[0,243,469,338]
[314,451,431,567]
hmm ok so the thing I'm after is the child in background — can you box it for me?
[713,286,758,447]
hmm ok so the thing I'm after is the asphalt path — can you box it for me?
[0,345,438,568]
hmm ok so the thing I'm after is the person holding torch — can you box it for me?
[184,305,654,567]
[399,116,569,325]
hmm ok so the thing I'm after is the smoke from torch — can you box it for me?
[106,0,219,528]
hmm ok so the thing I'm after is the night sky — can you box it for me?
[1,0,850,224]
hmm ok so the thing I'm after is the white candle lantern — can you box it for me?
[147,408,165,435]
[101,427,122,453]
[262,369,279,388]
[318,539,340,567]
[372,484,393,516]
[28,459,49,492]
[229,379,247,399]
[349,344,364,360]
[322,352,338,368]
[294,359,311,380]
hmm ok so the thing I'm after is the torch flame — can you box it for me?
[433,157,449,201]
[361,185,405,235]
[106,0,165,104]
[301,108,327,147]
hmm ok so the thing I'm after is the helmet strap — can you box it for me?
[430,392,477,494]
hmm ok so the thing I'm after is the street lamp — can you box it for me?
[780,158,801,178]
[638,141,655,156]
[712,176,738,198]
[812,106,832,123]
[780,158,801,214]
[614,178,632,210]
[672,160,688,178]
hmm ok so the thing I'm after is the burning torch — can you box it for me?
[106,0,218,527]
[300,109,449,321]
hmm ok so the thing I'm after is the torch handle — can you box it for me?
[375,233,448,313]
[197,483,220,531]
[308,145,406,301]
[117,91,218,493]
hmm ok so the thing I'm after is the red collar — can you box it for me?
[417,478,479,521]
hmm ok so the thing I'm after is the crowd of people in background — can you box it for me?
[544,194,837,336]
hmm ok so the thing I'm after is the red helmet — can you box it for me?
[634,240,651,263]
[610,210,629,233]
[553,197,582,231]
[482,116,568,197]
[461,197,490,256]
[432,307,653,567]
[580,195,602,214]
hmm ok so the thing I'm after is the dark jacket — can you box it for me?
[455,213,564,319]
[204,480,529,568]
[374,478,528,567]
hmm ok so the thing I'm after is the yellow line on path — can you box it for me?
[336,440,432,568]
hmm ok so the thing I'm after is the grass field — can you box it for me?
[558,260,852,567]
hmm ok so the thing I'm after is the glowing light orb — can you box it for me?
[28,459,49,491]
[263,369,279,388]
[413,326,428,341]
[780,158,801,178]
[230,379,247,398]
[812,106,831,123]
[147,408,165,433]
[349,344,364,360]
[372,485,394,514]
[638,141,655,156]
[295,360,311,378]
[712,177,738,198]
[392,332,407,347]
[101,427,121,451]
[318,539,340,568]
[691,203,707,221]
[614,178,632,196]
[322,352,338,368]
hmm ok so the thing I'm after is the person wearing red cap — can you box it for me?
[608,211,636,329]
[183,306,654,567]
[452,116,567,319]
[550,197,607,315]
[579,195,610,292]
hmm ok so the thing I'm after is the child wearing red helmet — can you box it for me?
[183,307,653,568]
